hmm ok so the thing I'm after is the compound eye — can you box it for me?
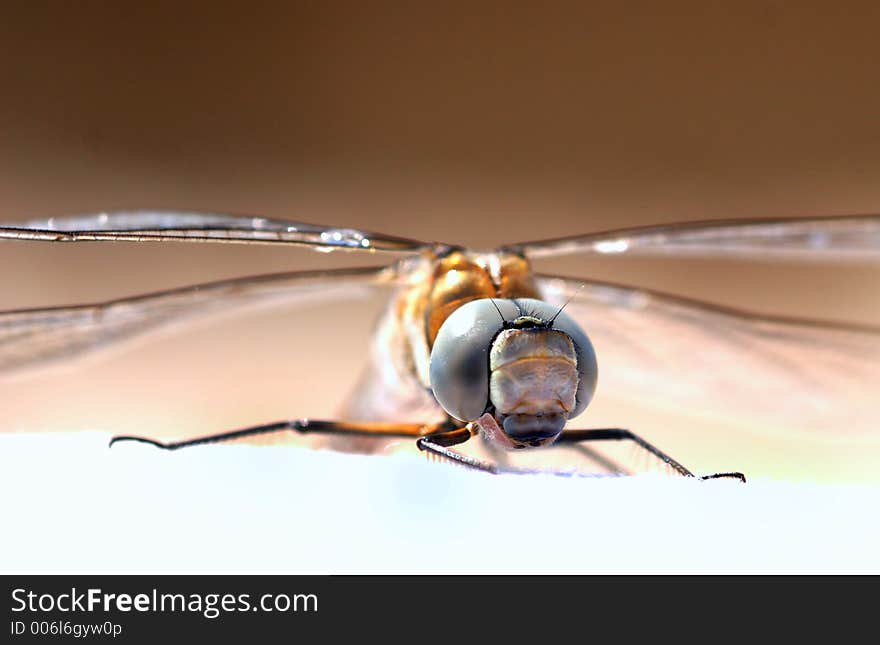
[429,299,518,422]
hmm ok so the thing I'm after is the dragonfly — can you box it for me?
[2,211,879,482]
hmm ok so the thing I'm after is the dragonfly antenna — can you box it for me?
[489,298,507,325]
[548,283,584,327]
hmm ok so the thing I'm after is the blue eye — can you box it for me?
[429,298,598,422]
[429,299,516,422]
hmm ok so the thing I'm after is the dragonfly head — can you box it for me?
[429,297,598,449]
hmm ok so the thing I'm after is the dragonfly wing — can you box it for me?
[509,215,880,261]
[537,274,880,438]
[0,209,431,254]
[0,265,401,377]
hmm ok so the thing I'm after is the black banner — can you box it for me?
[2,575,874,641]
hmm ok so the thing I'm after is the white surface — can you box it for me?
[2,432,879,574]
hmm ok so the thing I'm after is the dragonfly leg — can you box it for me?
[109,419,452,451]
[556,428,746,483]
[699,471,748,482]
[416,427,501,474]
[416,426,605,477]
[567,443,629,476]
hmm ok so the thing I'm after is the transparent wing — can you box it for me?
[0,209,431,254]
[508,215,880,261]
[537,274,880,437]
[0,265,400,376]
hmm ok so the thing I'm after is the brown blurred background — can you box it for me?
[1,2,879,481]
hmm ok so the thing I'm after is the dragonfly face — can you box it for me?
[430,297,598,448]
